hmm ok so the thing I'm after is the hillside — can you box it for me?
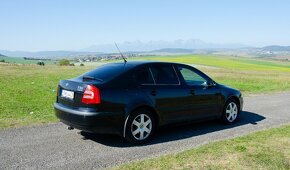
[262,45,290,51]
[0,53,7,57]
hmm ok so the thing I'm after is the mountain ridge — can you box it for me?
[80,39,246,53]
[262,45,290,51]
[1,45,290,58]
[0,53,7,57]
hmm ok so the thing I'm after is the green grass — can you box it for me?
[0,55,290,129]
[0,64,94,129]
[113,125,290,170]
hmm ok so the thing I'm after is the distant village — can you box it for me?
[72,54,139,63]
[23,53,148,63]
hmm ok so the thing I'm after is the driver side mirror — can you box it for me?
[202,81,216,88]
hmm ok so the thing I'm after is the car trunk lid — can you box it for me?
[57,77,102,108]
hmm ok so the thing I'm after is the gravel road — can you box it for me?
[1,92,290,169]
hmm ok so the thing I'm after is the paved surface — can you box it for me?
[1,92,290,169]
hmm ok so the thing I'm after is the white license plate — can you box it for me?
[61,89,74,100]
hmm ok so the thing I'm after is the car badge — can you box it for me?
[77,86,84,91]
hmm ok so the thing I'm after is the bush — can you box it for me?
[59,59,70,66]
[37,61,45,66]
[69,63,75,66]
[80,63,84,66]
[0,59,5,62]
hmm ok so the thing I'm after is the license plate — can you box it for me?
[61,89,74,100]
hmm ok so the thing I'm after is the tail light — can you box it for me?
[82,85,101,104]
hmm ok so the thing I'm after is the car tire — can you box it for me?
[125,108,156,144]
[222,99,240,124]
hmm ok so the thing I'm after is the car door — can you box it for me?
[175,64,221,120]
[148,64,192,124]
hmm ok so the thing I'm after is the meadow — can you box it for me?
[0,65,93,129]
[0,54,290,129]
[114,125,290,170]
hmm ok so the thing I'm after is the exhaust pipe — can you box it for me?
[68,126,74,130]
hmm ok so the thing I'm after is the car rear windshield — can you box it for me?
[81,63,128,81]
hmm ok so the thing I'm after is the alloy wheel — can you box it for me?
[131,114,152,140]
[225,102,238,122]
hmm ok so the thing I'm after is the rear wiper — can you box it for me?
[83,76,103,82]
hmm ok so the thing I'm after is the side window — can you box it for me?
[133,67,154,85]
[178,66,207,86]
[150,65,179,85]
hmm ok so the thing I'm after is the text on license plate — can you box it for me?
[61,89,74,100]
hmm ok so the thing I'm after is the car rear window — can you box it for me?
[150,65,179,85]
[81,63,127,81]
[133,67,154,85]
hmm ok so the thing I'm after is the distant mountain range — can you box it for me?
[262,45,290,51]
[150,48,195,53]
[0,53,7,57]
[80,39,246,53]
[0,39,246,58]
[0,39,289,58]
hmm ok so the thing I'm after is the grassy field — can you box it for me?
[0,65,94,129]
[133,55,290,71]
[114,125,290,170]
[0,54,290,129]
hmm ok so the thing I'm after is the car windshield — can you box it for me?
[81,63,128,81]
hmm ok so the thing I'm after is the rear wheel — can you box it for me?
[125,109,156,144]
[222,99,240,124]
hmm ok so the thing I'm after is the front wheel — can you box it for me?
[222,99,240,124]
[125,109,156,144]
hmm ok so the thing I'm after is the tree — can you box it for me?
[59,59,70,66]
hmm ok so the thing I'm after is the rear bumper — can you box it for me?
[54,103,124,135]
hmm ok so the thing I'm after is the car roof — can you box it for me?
[106,60,180,68]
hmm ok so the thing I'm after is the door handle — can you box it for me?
[150,90,157,96]
[190,89,195,95]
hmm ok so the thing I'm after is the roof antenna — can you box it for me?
[114,42,127,63]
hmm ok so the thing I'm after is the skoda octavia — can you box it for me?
[54,61,243,144]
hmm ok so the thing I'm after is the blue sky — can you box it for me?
[1,0,290,51]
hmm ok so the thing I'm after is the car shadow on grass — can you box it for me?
[80,111,265,147]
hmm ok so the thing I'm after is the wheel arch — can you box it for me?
[123,105,159,137]
[225,95,241,110]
